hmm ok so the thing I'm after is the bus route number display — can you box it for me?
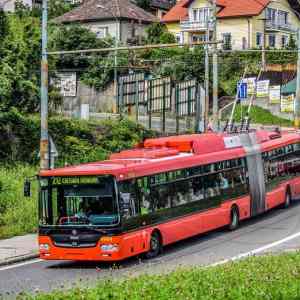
[52,177,98,185]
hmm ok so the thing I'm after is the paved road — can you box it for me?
[1,202,300,298]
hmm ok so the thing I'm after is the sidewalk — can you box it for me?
[0,234,39,267]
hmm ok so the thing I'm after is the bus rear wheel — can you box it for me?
[229,206,239,231]
[145,232,161,259]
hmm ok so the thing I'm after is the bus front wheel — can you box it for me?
[229,206,239,231]
[145,231,161,259]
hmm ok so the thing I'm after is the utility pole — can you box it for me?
[40,0,49,170]
[114,19,119,114]
[211,0,218,130]
[261,18,267,70]
[204,20,210,131]
[295,29,300,129]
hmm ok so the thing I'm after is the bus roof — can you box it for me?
[39,130,300,181]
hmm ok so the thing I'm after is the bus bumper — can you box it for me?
[38,236,124,262]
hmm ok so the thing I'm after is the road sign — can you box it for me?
[238,82,248,100]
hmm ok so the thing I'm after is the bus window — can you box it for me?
[137,177,151,215]
[39,176,119,227]
[171,180,190,207]
[118,180,139,219]
[151,184,171,211]
[204,174,221,198]
[191,176,204,202]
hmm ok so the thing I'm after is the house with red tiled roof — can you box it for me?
[162,0,300,49]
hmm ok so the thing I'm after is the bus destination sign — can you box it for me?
[52,177,99,185]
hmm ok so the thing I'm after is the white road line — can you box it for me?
[210,230,300,267]
[0,258,43,271]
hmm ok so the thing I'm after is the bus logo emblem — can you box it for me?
[72,229,77,236]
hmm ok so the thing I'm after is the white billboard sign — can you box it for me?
[256,80,270,98]
[56,72,77,97]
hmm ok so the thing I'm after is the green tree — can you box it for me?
[146,23,176,44]
[0,14,41,112]
[286,35,297,50]
[0,8,8,42]
[48,0,78,19]
[51,24,113,69]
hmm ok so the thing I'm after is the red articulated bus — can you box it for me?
[38,129,300,261]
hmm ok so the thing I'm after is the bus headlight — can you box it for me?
[100,244,119,252]
[39,244,50,251]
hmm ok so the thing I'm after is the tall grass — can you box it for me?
[27,253,300,300]
[0,165,38,239]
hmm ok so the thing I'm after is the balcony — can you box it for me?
[265,20,297,32]
[180,20,211,31]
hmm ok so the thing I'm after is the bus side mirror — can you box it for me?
[24,180,31,197]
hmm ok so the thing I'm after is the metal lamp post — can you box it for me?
[40,0,49,170]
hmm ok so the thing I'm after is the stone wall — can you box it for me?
[61,81,116,118]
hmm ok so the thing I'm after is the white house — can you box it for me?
[0,0,41,11]
[55,0,157,43]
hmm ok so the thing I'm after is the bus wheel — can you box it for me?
[283,191,291,209]
[229,206,239,231]
[145,232,161,259]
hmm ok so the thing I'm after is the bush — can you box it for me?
[0,164,38,239]
[0,109,154,167]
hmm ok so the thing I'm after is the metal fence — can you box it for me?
[117,73,203,133]
[117,73,145,108]
[175,79,197,117]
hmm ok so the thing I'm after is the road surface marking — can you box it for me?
[0,258,43,271]
[210,230,300,267]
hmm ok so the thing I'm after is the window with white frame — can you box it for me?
[176,32,183,44]
[281,35,288,47]
[266,8,277,23]
[222,33,232,50]
[95,27,108,39]
[278,10,288,25]
[191,8,211,23]
[268,34,276,47]
[256,32,262,47]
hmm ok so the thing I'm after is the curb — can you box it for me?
[0,252,39,268]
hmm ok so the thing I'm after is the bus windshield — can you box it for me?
[39,176,119,227]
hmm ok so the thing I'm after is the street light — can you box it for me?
[40,0,49,170]
[97,4,119,114]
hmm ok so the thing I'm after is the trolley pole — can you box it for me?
[40,0,49,170]
[295,29,300,129]
[212,0,218,130]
